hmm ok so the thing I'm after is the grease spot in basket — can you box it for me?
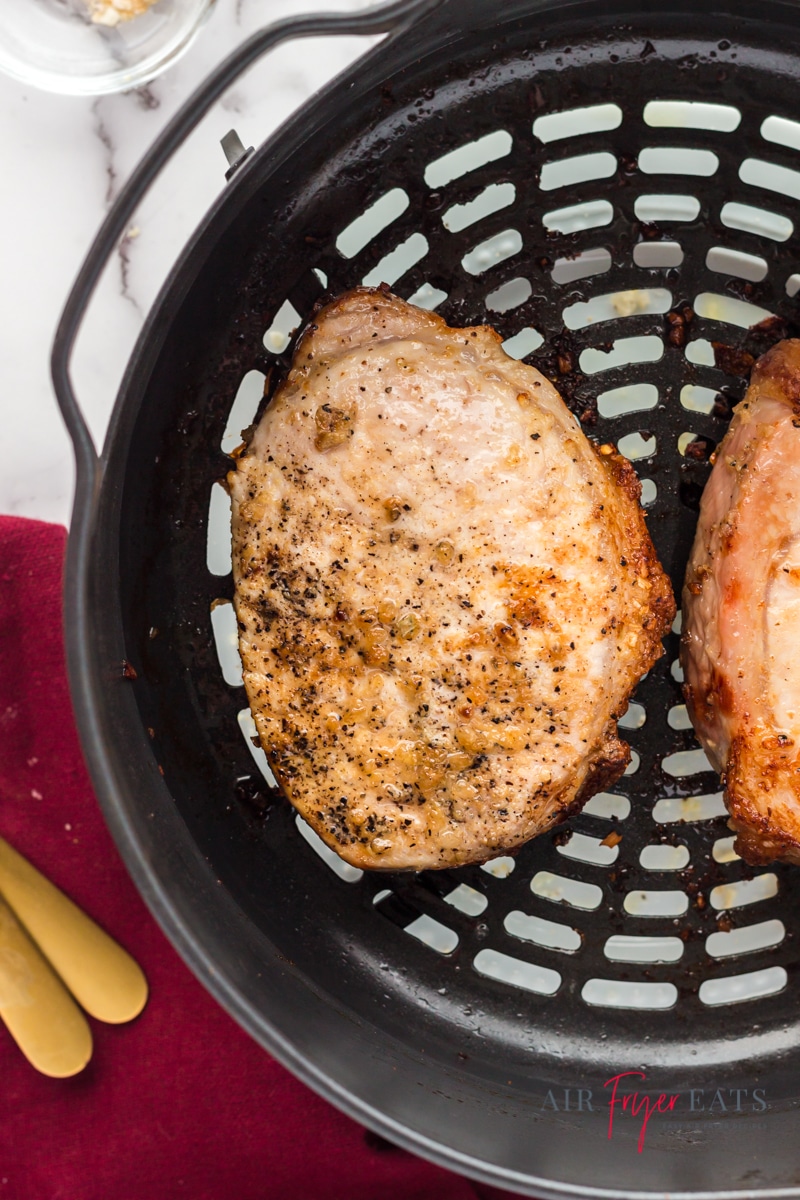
[543,198,613,234]
[444,884,487,917]
[263,299,301,354]
[581,792,630,820]
[624,889,688,918]
[706,919,785,960]
[474,948,561,995]
[604,934,684,963]
[238,709,277,789]
[582,977,677,1009]
[534,103,622,143]
[644,100,740,132]
[442,182,516,232]
[336,188,409,258]
[639,844,690,871]
[210,601,242,687]
[406,914,458,954]
[652,793,727,823]
[362,232,428,288]
[221,370,265,454]
[481,856,516,879]
[557,832,619,867]
[462,229,522,275]
[501,326,543,358]
[540,151,617,191]
[424,130,513,188]
[206,483,232,577]
[531,872,602,911]
[579,335,663,374]
[699,966,786,1007]
[504,910,582,953]
[710,875,778,911]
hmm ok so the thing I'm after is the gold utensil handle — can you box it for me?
[0,837,147,1024]
[0,895,92,1078]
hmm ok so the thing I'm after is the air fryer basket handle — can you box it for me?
[51,0,442,496]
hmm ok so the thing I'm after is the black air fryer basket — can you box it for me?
[53,0,800,1194]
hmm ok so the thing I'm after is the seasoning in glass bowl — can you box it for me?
[88,0,159,25]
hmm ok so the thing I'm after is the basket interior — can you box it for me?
[102,2,800,1190]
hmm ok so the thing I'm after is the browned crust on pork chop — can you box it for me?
[682,338,800,865]
[231,287,674,869]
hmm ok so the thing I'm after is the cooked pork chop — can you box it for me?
[230,288,674,870]
[682,338,800,866]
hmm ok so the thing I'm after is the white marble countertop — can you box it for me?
[0,0,379,527]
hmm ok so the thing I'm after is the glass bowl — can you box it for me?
[0,0,216,95]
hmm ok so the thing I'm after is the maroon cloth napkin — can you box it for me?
[0,516,525,1200]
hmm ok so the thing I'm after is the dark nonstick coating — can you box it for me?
[62,0,800,1193]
